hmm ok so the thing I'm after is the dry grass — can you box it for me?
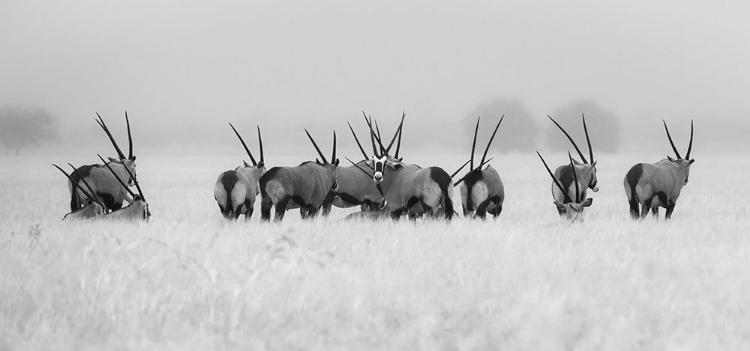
[1,153,748,350]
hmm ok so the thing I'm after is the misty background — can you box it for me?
[1,0,748,159]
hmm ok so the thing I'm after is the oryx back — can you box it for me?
[323,161,384,214]
[69,162,134,211]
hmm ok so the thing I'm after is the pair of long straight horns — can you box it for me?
[469,115,505,171]
[305,129,336,164]
[52,164,106,209]
[229,123,264,166]
[97,154,146,202]
[356,111,405,159]
[96,112,134,161]
[547,114,594,164]
[536,151,579,204]
[663,120,694,160]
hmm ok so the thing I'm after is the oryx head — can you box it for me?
[537,151,593,220]
[453,115,504,186]
[97,112,137,186]
[229,123,267,178]
[548,114,598,193]
[663,119,695,185]
[305,129,340,191]
[356,112,405,184]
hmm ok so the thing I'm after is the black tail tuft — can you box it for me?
[431,167,454,220]
[625,164,643,219]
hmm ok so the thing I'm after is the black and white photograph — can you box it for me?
[1,0,748,349]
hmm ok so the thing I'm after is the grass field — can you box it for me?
[1,152,748,350]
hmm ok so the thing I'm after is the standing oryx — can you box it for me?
[546,114,598,216]
[259,130,339,221]
[455,116,505,219]
[69,112,138,212]
[321,121,387,216]
[624,120,695,220]
[214,123,267,220]
[352,112,454,220]
[537,151,593,220]
[53,164,106,220]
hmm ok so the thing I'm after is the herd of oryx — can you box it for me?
[54,111,695,222]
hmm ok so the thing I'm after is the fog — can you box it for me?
[1,0,748,157]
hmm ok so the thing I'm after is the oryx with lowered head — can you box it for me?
[455,115,505,219]
[96,154,151,221]
[546,114,598,216]
[53,164,106,220]
[624,120,695,220]
[259,129,339,221]
[214,123,267,220]
[69,112,138,212]
[537,151,593,220]
[354,112,454,220]
[321,120,389,216]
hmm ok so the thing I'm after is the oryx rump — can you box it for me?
[624,120,695,220]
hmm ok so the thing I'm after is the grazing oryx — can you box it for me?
[353,112,454,220]
[53,164,106,220]
[214,123,267,220]
[624,120,695,220]
[69,112,137,212]
[259,130,339,221]
[547,114,598,216]
[321,121,388,216]
[537,151,593,220]
[96,154,151,221]
[455,116,505,219]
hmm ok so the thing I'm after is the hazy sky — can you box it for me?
[1,0,748,155]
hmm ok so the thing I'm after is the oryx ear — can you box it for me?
[581,198,593,207]
[131,156,137,161]
[316,158,322,165]
[393,163,403,171]
[572,158,582,165]
[667,155,675,162]
[689,159,695,164]
[243,161,251,167]
[398,157,403,162]
[591,161,597,168]
[258,161,265,168]
[334,159,340,166]
[108,157,118,163]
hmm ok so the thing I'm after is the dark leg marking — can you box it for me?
[274,195,291,222]
[665,200,676,220]
[626,164,643,220]
[260,195,272,221]
[641,197,653,219]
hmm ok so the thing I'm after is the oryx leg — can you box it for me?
[653,192,668,220]
[321,192,336,216]
[665,200,676,220]
[274,196,291,222]
[244,200,254,220]
[391,207,407,220]
[651,207,659,219]
[628,197,640,220]
[640,197,653,219]
[475,199,491,220]
[260,195,273,221]
[489,196,503,218]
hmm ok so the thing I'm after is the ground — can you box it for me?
[1,153,748,350]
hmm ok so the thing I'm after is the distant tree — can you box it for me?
[545,100,621,154]
[463,98,539,153]
[0,106,59,155]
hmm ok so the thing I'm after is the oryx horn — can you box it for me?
[348,122,370,160]
[454,157,494,186]
[478,115,504,168]
[304,129,328,164]
[547,114,589,164]
[331,130,337,162]
[450,159,471,178]
[362,111,380,157]
[394,112,404,159]
[685,120,694,160]
[67,164,106,207]
[536,151,574,203]
[582,113,593,164]
[663,120,682,159]
[52,164,103,207]
[385,112,405,155]
[96,112,127,160]
[126,111,133,159]
[229,123,257,166]
[570,153,580,202]
[257,125,264,165]
[470,116,480,170]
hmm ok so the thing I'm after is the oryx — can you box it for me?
[96,154,151,221]
[455,115,505,219]
[537,151,593,220]
[354,112,454,220]
[53,164,106,220]
[624,120,695,220]
[214,123,267,220]
[69,112,137,212]
[258,130,339,221]
[321,121,388,216]
[547,114,598,215]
